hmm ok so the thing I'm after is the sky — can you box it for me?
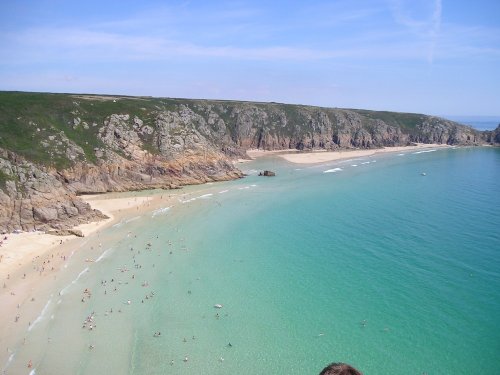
[0,0,499,116]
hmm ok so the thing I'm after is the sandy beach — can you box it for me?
[246,148,299,159]
[0,182,241,368]
[0,196,152,276]
[0,191,173,365]
[277,143,452,164]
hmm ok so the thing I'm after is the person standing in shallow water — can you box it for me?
[319,362,363,375]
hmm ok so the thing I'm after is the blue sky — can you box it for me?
[1,0,499,116]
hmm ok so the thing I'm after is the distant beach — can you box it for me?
[277,143,451,164]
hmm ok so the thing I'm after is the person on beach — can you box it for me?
[319,362,362,375]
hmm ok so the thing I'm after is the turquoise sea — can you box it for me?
[5,146,500,375]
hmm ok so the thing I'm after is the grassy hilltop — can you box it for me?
[0,90,493,232]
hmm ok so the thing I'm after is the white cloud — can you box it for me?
[429,0,442,63]
[390,0,443,63]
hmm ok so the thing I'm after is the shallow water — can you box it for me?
[5,147,500,374]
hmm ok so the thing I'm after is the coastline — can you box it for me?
[277,143,453,164]
[0,146,497,373]
[0,142,454,368]
[0,196,153,278]
[0,143,452,279]
[0,181,254,352]
[0,191,177,367]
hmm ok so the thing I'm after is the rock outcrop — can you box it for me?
[0,149,107,232]
[259,170,276,177]
[483,124,500,145]
[0,91,495,233]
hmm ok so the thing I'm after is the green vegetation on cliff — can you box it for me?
[0,90,495,233]
[0,91,490,170]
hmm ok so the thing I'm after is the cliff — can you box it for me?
[0,91,495,233]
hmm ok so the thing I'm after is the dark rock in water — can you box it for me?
[0,91,494,233]
[259,170,276,177]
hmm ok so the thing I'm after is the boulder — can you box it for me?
[259,170,276,177]
[33,207,58,222]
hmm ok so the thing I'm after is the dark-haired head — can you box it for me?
[319,362,363,375]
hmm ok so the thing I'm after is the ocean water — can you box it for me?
[5,147,500,375]
[444,115,500,131]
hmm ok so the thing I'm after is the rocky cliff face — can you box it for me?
[482,124,500,145]
[0,149,107,232]
[0,92,495,233]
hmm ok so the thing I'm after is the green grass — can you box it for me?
[0,91,470,170]
[0,92,165,167]
[351,109,426,132]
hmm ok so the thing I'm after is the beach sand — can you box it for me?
[0,193,167,366]
[0,196,152,276]
[246,148,298,159]
[277,143,451,164]
[0,184,231,367]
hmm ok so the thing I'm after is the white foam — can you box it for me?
[179,197,196,204]
[351,164,358,167]
[218,190,229,194]
[125,216,141,223]
[398,153,405,156]
[96,248,113,262]
[250,184,257,187]
[413,149,436,154]
[361,161,370,165]
[29,298,52,331]
[64,248,77,269]
[198,194,213,199]
[323,168,343,173]
[151,206,172,217]
[238,186,250,190]
[60,267,89,295]
[65,248,77,267]
[3,352,15,371]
